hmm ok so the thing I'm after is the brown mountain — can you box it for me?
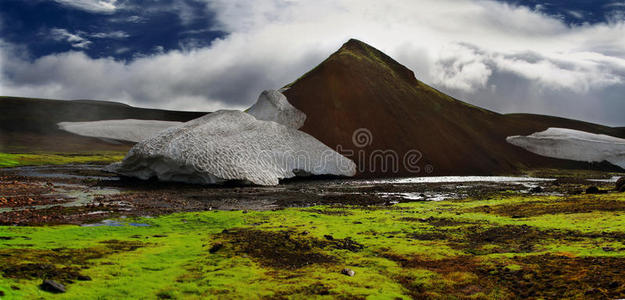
[283,39,625,177]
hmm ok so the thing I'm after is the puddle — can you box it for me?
[588,176,621,183]
[377,192,465,202]
[0,184,121,213]
[9,165,119,181]
[362,176,555,185]
[81,219,150,227]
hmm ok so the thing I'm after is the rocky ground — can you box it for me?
[0,164,624,299]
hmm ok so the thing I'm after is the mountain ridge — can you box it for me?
[283,38,625,177]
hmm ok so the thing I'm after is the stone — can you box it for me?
[77,275,92,281]
[585,186,600,194]
[341,268,355,277]
[209,243,223,254]
[40,279,66,293]
[616,177,625,192]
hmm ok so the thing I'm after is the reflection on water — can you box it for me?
[10,165,119,181]
[0,183,121,213]
[361,176,554,185]
[81,219,150,227]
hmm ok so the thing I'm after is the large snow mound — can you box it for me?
[107,110,356,186]
[507,127,625,168]
[247,90,306,129]
[58,119,183,143]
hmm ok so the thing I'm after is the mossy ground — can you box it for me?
[1,190,625,299]
[0,152,125,168]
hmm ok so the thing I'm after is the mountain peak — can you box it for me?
[327,38,417,84]
[335,38,384,59]
[338,38,371,52]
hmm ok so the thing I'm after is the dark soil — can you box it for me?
[215,229,363,270]
[473,196,625,217]
[384,253,625,299]
[0,240,145,286]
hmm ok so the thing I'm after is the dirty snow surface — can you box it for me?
[58,119,183,143]
[507,127,625,168]
[247,89,306,129]
[107,109,356,186]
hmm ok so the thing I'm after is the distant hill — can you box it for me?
[0,96,206,152]
[283,39,625,177]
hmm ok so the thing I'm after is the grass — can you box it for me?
[0,152,125,168]
[1,191,625,299]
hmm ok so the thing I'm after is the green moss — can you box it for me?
[2,192,625,298]
[0,152,125,168]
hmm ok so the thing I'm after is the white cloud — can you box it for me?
[90,31,129,39]
[53,0,118,13]
[2,0,625,125]
[50,28,92,49]
[49,28,129,49]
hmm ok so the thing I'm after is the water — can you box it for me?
[361,176,555,185]
[9,165,119,181]
[0,183,120,213]
[588,176,621,183]
[81,219,150,227]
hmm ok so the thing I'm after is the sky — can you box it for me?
[1,0,624,126]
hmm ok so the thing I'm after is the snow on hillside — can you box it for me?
[507,128,625,168]
[58,119,183,143]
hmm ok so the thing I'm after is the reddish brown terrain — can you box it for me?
[283,39,625,178]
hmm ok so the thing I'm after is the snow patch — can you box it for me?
[506,127,625,169]
[58,119,183,143]
[247,89,306,129]
[107,110,356,186]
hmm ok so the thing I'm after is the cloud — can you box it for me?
[50,28,92,49]
[49,28,129,48]
[53,0,118,13]
[90,31,130,39]
[2,0,625,125]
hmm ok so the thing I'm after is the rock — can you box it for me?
[209,243,224,254]
[585,186,600,194]
[529,186,543,193]
[107,107,356,186]
[247,90,306,129]
[40,279,66,293]
[77,275,92,281]
[341,268,355,277]
[616,177,625,192]
[507,128,625,169]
